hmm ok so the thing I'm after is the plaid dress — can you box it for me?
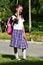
[10,29,28,49]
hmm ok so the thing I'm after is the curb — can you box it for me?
[28,41,43,45]
[0,40,43,45]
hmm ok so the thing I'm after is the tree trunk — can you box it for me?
[29,0,31,32]
[17,0,18,4]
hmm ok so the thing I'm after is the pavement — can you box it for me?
[0,40,43,58]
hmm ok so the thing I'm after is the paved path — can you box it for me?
[0,40,43,58]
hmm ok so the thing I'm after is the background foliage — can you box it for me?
[0,0,43,32]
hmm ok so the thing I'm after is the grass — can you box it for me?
[0,54,43,65]
[0,31,43,42]
[0,32,11,40]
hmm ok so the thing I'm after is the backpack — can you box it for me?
[7,17,12,35]
[7,15,18,35]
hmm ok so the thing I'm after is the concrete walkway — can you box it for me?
[0,40,43,58]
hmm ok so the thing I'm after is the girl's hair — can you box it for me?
[14,4,23,15]
[15,4,23,9]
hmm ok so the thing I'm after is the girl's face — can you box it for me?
[16,6,23,14]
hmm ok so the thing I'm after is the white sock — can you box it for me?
[15,52,21,60]
[22,49,26,59]
[15,52,19,59]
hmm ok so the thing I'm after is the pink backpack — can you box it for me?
[7,17,12,35]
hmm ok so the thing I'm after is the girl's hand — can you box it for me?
[22,32,26,39]
[16,8,20,20]
[22,23,26,39]
[17,8,20,14]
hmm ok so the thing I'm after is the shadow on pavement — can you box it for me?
[2,54,16,60]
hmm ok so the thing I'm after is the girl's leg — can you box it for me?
[14,47,20,60]
[22,48,26,59]
[14,47,18,58]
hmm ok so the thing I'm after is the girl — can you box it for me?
[10,4,28,60]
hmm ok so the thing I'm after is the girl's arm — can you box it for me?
[22,23,26,39]
[16,10,20,20]
[16,8,20,20]
[12,8,20,21]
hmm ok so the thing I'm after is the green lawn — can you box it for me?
[0,54,43,65]
[0,31,43,42]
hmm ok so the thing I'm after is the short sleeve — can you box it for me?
[21,18,25,23]
[12,15,16,20]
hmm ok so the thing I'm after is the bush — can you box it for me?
[1,22,6,33]
[32,20,43,31]
[24,21,29,32]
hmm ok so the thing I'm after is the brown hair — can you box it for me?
[15,4,23,9]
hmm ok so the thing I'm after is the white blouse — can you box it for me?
[12,15,24,30]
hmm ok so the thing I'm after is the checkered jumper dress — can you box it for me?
[10,29,28,49]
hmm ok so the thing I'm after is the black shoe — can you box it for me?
[22,58,27,60]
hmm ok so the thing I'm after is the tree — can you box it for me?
[31,0,43,31]
[0,0,13,22]
[29,0,31,32]
[17,0,18,4]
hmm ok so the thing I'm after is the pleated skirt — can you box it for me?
[10,29,28,49]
